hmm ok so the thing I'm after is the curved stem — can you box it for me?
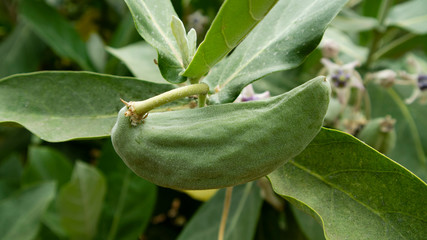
[189,77,201,84]
[198,93,207,108]
[126,83,209,115]
[218,187,233,240]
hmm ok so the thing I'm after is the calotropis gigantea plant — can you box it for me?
[0,0,426,240]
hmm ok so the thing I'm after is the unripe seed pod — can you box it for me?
[358,116,397,155]
[111,77,330,190]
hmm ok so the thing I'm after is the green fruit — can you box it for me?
[358,116,396,155]
[111,77,330,190]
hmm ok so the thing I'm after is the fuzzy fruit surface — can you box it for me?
[111,77,330,190]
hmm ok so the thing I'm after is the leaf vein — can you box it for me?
[290,160,409,239]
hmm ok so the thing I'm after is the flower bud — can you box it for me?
[358,116,396,155]
[321,39,340,59]
[375,69,397,88]
[417,74,427,91]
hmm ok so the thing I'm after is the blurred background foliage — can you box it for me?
[0,0,426,239]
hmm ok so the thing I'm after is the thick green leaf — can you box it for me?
[107,42,169,84]
[367,83,427,181]
[0,71,176,142]
[386,0,427,34]
[0,22,45,78]
[19,0,94,70]
[268,128,427,240]
[177,182,263,240]
[183,0,278,78]
[22,146,73,188]
[124,0,186,83]
[204,0,347,103]
[58,161,106,240]
[97,140,157,240]
[0,182,56,240]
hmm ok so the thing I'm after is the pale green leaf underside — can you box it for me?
[106,42,169,84]
[58,162,106,240]
[268,128,427,240]
[177,182,263,240]
[204,0,348,103]
[0,182,56,240]
[125,0,186,83]
[183,0,278,78]
[386,0,427,34]
[0,71,175,142]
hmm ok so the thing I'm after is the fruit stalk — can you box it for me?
[121,83,209,125]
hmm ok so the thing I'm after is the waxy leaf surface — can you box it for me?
[183,0,278,78]
[204,0,348,103]
[268,128,427,240]
[125,0,186,83]
[0,71,175,142]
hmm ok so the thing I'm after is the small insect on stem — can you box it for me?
[153,59,158,65]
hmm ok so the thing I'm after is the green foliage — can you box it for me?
[268,128,427,240]
[22,146,73,188]
[96,141,157,240]
[177,183,263,240]
[0,71,177,142]
[183,0,278,79]
[386,0,427,34]
[0,182,56,240]
[107,42,169,84]
[124,0,187,83]
[0,0,426,239]
[19,0,94,71]
[0,22,45,78]
[204,0,348,103]
[367,83,427,181]
[58,162,106,240]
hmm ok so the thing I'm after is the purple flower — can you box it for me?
[321,58,363,105]
[235,84,270,103]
